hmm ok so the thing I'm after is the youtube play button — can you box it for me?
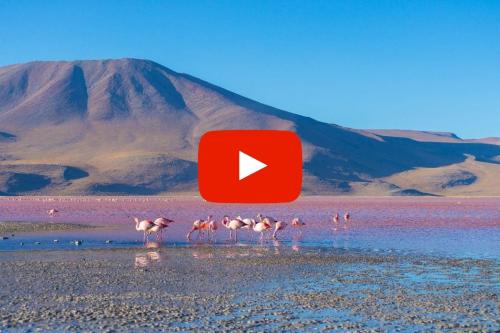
[239,151,267,180]
[198,130,302,203]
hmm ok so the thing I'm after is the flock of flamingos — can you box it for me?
[46,208,351,244]
[133,212,351,243]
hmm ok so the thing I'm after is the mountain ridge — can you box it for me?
[0,59,499,196]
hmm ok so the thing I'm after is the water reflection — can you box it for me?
[146,241,161,249]
[147,251,161,261]
[134,250,162,268]
[272,240,281,255]
[135,254,148,268]
[191,250,214,259]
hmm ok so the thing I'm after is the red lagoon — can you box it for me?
[0,196,499,258]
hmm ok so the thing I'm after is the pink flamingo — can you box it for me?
[291,217,306,227]
[47,209,59,217]
[344,211,350,223]
[253,219,272,241]
[133,217,154,243]
[256,214,276,229]
[272,221,287,240]
[153,217,174,241]
[148,224,167,241]
[236,216,255,229]
[208,216,218,241]
[222,216,246,242]
[291,217,306,235]
[187,215,212,240]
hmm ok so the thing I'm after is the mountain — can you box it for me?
[0,59,499,196]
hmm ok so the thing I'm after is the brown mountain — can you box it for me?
[0,59,499,196]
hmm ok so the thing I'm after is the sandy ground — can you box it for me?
[0,247,498,332]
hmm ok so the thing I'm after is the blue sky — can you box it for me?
[0,0,499,138]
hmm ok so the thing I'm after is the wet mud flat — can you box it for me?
[0,247,498,332]
[0,222,97,234]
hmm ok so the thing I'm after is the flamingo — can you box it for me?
[253,219,272,241]
[333,213,339,224]
[272,221,287,240]
[291,217,306,227]
[208,216,218,241]
[257,213,276,225]
[133,217,154,243]
[221,216,231,237]
[148,223,168,241]
[222,216,246,242]
[187,215,212,240]
[344,211,350,223]
[153,217,174,241]
[154,217,174,227]
[47,209,58,217]
[236,216,255,229]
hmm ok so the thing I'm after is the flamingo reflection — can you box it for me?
[135,250,162,268]
[191,250,214,260]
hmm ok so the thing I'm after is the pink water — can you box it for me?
[1,196,499,258]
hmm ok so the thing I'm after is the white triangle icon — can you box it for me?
[239,151,267,180]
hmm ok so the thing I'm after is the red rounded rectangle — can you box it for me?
[198,130,302,203]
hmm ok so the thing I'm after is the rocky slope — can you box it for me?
[0,59,498,195]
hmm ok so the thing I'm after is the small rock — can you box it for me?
[35,241,41,244]
[1,237,8,240]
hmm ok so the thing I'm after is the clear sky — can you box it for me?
[0,0,499,138]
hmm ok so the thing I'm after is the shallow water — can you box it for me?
[0,196,498,259]
[0,247,497,332]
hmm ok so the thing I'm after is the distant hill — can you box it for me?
[368,129,500,145]
[0,59,499,196]
[367,129,463,143]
